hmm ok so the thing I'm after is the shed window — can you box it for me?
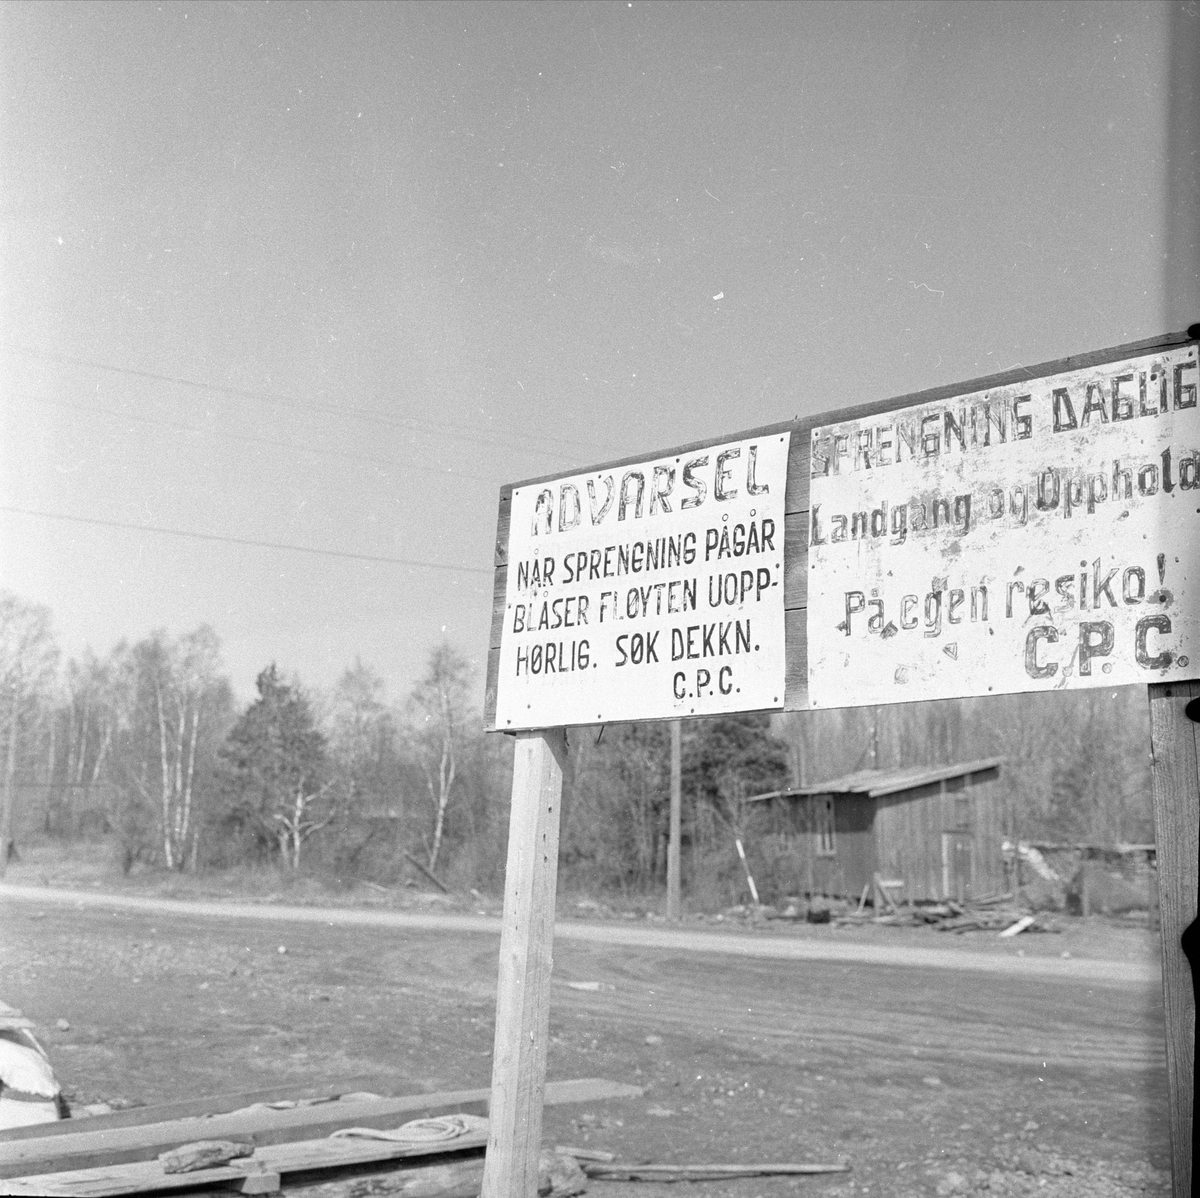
[954,795,972,831]
[815,796,836,856]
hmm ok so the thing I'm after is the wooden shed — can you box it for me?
[746,757,1006,903]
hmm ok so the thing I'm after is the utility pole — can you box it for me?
[667,719,682,920]
[0,682,17,880]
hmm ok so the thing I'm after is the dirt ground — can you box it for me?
[0,873,1172,1198]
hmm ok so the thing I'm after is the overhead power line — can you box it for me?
[4,345,620,463]
[13,391,496,485]
[0,505,493,576]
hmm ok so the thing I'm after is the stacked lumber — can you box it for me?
[0,1077,642,1195]
[0,1122,490,1196]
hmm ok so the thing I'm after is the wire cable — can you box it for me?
[0,505,493,576]
[11,391,496,485]
[4,345,619,463]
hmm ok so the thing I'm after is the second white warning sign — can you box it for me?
[806,343,1199,707]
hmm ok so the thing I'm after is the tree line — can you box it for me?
[0,592,511,885]
[0,590,1153,903]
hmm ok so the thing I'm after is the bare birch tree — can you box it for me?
[109,628,232,871]
[329,659,394,814]
[45,651,120,835]
[406,644,474,874]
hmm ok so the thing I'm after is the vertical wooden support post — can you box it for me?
[482,728,567,1198]
[1147,681,1198,1198]
[667,720,682,921]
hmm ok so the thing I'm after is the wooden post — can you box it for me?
[481,729,567,1198]
[1147,681,1198,1198]
[667,720,682,921]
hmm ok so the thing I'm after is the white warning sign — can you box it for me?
[496,433,791,729]
[807,344,1199,706]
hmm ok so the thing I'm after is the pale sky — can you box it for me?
[1,0,1194,704]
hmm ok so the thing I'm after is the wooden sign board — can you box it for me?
[485,330,1199,725]
[808,342,1199,706]
[490,433,791,730]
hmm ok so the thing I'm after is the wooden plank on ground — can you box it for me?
[0,1077,426,1145]
[0,1078,640,1180]
[0,1159,281,1197]
[0,1130,489,1197]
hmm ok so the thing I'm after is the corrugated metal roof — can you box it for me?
[747,757,1004,802]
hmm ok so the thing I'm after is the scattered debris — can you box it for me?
[541,1148,589,1196]
[158,1139,255,1173]
[556,1146,614,1163]
[402,849,452,894]
[998,915,1037,938]
[576,1159,851,1182]
[831,891,1059,935]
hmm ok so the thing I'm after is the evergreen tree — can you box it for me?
[683,713,792,818]
[218,664,332,868]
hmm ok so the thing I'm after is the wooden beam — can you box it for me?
[667,720,682,921]
[481,729,567,1198]
[0,1078,640,1180]
[0,1077,429,1144]
[1,1131,489,1197]
[1147,680,1199,1198]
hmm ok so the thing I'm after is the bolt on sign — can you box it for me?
[490,433,791,729]
[807,342,1199,707]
